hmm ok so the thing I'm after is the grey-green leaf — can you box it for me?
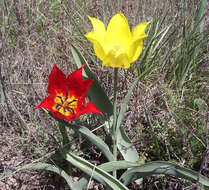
[119,161,209,187]
[74,160,140,189]
[62,151,129,190]
[69,123,114,162]
[99,160,139,172]
[116,65,153,132]
[117,126,139,162]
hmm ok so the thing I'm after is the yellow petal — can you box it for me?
[132,21,150,41]
[85,16,106,44]
[85,32,106,60]
[128,21,150,62]
[93,41,105,60]
[116,53,131,68]
[128,40,143,63]
[85,16,106,60]
[85,32,97,43]
[105,13,131,50]
[103,50,130,68]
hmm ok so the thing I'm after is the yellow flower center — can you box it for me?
[52,93,78,116]
[110,44,125,57]
[114,44,120,50]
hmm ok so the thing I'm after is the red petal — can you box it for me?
[81,79,93,97]
[48,64,67,96]
[76,101,103,117]
[67,65,85,83]
[67,65,93,97]
[65,114,77,123]
[69,79,93,98]
[52,111,71,121]
[85,102,103,114]
[35,96,55,110]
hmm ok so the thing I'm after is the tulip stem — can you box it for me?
[58,121,73,176]
[117,0,121,12]
[58,121,70,145]
[113,68,119,178]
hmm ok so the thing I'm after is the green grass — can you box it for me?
[0,0,208,189]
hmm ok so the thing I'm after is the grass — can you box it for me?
[0,0,208,189]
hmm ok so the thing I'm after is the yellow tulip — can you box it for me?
[85,13,150,69]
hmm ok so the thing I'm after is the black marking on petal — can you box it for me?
[65,89,69,101]
[67,99,77,105]
[55,104,62,111]
[66,107,75,114]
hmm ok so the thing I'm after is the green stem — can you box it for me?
[117,0,121,12]
[112,68,119,178]
[58,121,70,145]
[58,121,73,176]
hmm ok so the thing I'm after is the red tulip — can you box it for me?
[35,64,102,122]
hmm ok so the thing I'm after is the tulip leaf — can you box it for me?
[117,126,139,162]
[115,66,153,182]
[51,117,114,162]
[61,151,129,190]
[74,160,140,189]
[68,123,114,162]
[119,161,209,187]
[116,65,153,133]
[116,126,143,185]
[70,44,113,117]
[98,160,139,172]
[0,162,74,189]
[73,174,89,190]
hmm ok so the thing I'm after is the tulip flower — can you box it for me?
[85,13,150,68]
[35,64,102,122]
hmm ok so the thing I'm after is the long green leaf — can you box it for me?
[74,160,140,189]
[116,66,153,164]
[0,162,74,189]
[51,117,114,162]
[73,174,89,190]
[62,151,129,190]
[117,126,139,162]
[68,123,114,162]
[70,44,113,117]
[119,161,209,187]
[116,65,153,133]
[99,160,139,172]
